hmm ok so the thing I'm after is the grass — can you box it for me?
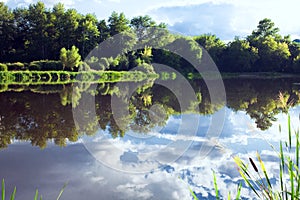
[189,92,299,199]
[1,179,66,200]
[232,92,300,199]
[0,70,158,86]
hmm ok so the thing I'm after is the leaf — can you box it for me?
[34,190,38,200]
[2,179,5,200]
[235,182,242,200]
[213,171,219,200]
[10,187,16,200]
[56,183,67,200]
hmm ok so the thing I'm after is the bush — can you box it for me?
[0,63,8,71]
[0,84,8,92]
[79,62,91,71]
[29,60,63,71]
[6,62,26,70]
[60,46,81,71]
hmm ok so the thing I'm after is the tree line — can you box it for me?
[0,2,300,73]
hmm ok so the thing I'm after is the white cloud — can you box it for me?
[146,0,300,40]
[5,0,299,39]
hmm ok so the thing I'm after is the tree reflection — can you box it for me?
[0,78,299,149]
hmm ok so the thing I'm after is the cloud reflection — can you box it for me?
[0,106,299,199]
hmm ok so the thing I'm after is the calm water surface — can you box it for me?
[0,77,300,199]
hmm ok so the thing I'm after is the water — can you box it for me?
[0,77,299,199]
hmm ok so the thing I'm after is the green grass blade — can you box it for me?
[34,190,38,200]
[297,172,300,200]
[189,187,198,200]
[235,182,242,200]
[178,176,198,200]
[296,131,299,170]
[280,163,284,198]
[213,171,219,200]
[280,141,284,171]
[296,131,300,198]
[257,153,272,189]
[228,191,231,200]
[56,183,67,200]
[289,159,295,199]
[10,187,16,200]
[238,168,260,197]
[285,184,288,200]
[288,114,291,149]
[2,179,4,200]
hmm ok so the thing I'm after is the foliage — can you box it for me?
[1,1,299,73]
[0,64,7,71]
[232,93,300,199]
[29,60,63,71]
[6,62,26,71]
[221,38,259,72]
[194,34,226,66]
[60,46,81,71]
[108,11,130,36]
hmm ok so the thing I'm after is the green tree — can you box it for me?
[130,15,156,41]
[194,34,226,66]
[61,8,81,49]
[247,19,291,71]
[222,37,258,72]
[26,1,49,60]
[12,7,31,61]
[248,18,281,43]
[49,3,66,59]
[60,46,81,71]
[258,36,290,71]
[97,19,110,42]
[108,11,130,36]
[78,13,99,57]
[0,2,15,62]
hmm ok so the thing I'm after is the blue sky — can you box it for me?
[4,0,300,40]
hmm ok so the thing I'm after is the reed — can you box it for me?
[1,179,66,200]
[232,92,300,199]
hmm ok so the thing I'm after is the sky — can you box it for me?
[3,0,300,41]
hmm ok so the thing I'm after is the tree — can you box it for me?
[247,19,291,71]
[60,46,81,71]
[26,1,49,60]
[130,15,156,40]
[248,18,281,42]
[12,7,31,61]
[97,19,110,42]
[222,37,258,72]
[194,34,226,67]
[257,36,290,71]
[49,3,66,59]
[108,11,130,36]
[78,13,99,58]
[61,8,81,49]
[0,2,15,61]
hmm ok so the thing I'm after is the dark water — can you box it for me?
[0,77,300,199]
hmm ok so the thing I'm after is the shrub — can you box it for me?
[6,62,26,70]
[29,60,63,71]
[79,62,91,72]
[0,63,8,71]
[60,46,81,71]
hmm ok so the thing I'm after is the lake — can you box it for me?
[0,77,300,199]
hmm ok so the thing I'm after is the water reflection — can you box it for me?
[0,78,299,149]
[0,78,300,199]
